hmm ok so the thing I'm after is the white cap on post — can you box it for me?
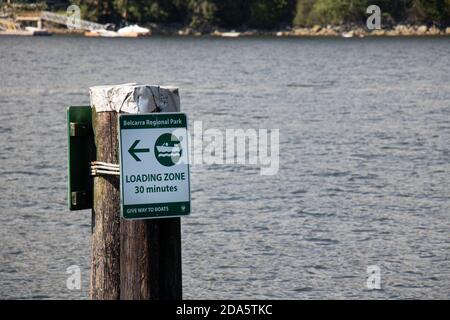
[89,83,180,114]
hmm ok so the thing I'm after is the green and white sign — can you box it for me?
[119,113,190,219]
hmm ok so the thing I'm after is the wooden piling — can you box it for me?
[89,85,182,300]
[119,218,182,299]
[90,110,121,300]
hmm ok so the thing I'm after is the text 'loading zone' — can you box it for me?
[119,113,191,220]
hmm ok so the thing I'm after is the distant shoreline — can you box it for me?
[48,24,450,38]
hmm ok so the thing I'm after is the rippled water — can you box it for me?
[0,36,449,299]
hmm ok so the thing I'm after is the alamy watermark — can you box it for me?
[366,5,381,30]
[66,5,81,30]
[171,121,280,175]
[66,265,81,290]
[366,265,381,290]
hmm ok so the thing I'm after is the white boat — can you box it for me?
[85,29,120,37]
[117,24,151,37]
[221,31,240,38]
[85,25,151,38]
[341,31,354,38]
[98,29,120,37]
[157,143,180,153]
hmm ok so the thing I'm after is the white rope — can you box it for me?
[91,165,118,171]
[91,169,120,176]
[90,161,120,176]
[92,161,119,168]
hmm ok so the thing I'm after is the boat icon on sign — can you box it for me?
[156,143,181,154]
[154,134,183,166]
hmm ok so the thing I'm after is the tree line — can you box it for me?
[14,1,450,28]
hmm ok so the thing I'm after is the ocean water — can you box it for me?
[0,36,449,299]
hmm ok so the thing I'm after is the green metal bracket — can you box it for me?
[67,106,94,210]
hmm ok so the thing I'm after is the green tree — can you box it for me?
[293,0,316,26]
[72,0,119,23]
[405,0,449,24]
[248,0,294,28]
[187,0,217,29]
[215,0,249,28]
[307,0,368,25]
[66,0,449,28]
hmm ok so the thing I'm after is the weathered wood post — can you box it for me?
[89,83,182,300]
[90,110,121,299]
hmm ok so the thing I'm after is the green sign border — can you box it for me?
[122,202,191,220]
[118,113,191,220]
[119,113,187,129]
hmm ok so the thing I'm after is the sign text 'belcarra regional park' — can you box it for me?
[119,113,190,220]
